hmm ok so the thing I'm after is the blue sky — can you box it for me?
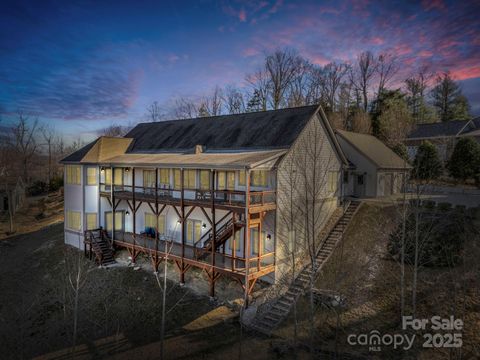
[1,0,479,143]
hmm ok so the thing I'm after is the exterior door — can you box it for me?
[384,173,393,196]
[354,174,365,198]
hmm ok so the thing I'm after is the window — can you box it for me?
[86,213,97,230]
[173,169,181,190]
[328,171,338,193]
[86,167,97,185]
[66,210,81,231]
[199,170,211,190]
[145,213,166,235]
[184,170,196,189]
[251,228,259,255]
[357,175,364,185]
[143,170,156,188]
[105,168,123,185]
[105,211,123,232]
[238,171,246,186]
[186,219,202,245]
[251,170,268,187]
[228,230,241,252]
[66,165,81,185]
[159,169,170,187]
[217,171,235,190]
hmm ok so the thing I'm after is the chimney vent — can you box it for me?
[195,145,204,154]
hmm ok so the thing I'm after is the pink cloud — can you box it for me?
[239,9,247,22]
[450,65,480,81]
[418,50,433,57]
[370,37,384,45]
[242,47,260,57]
[422,0,446,12]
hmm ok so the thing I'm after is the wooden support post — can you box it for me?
[244,168,251,308]
[155,168,159,261]
[180,168,185,285]
[258,213,263,272]
[111,166,115,246]
[132,167,136,263]
[210,169,216,298]
[231,212,235,272]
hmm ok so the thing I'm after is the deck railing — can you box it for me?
[99,183,276,208]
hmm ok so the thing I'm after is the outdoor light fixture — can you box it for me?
[266,234,272,240]
[126,210,130,216]
[202,223,207,229]
[100,167,105,173]
[177,220,182,224]
[125,167,130,172]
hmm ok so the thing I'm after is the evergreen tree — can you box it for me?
[430,72,471,122]
[412,141,442,180]
[246,89,263,112]
[447,138,480,181]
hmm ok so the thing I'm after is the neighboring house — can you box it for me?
[60,105,406,297]
[336,130,411,198]
[405,117,480,162]
[0,176,26,213]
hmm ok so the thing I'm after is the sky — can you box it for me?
[0,0,479,143]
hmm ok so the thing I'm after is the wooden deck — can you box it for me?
[113,231,275,281]
[100,185,276,213]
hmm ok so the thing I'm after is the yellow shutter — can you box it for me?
[106,212,112,231]
[105,169,112,185]
[227,172,235,190]
[86,168,96,185]
[143,170,155,188]
[159,169,169,186]
[186,220,193,243]
[199,170,210,190]
[115,212,123,231]
[114,168,123,185]
[173,169,181,190]
[251,228,259,255]
[218,172,226,189]
[238,171,246,186]
[184,170,196,189]
[66,165,81,185]
[145,213,155,229]
[86,213,97,230]
[194,221,201,242]
[158,215,166,235]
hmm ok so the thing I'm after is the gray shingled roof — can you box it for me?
[407,117,480,139]
[336,130,411,170]
[125,105,319,152]
[61,139,97,162]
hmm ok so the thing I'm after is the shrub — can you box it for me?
[49,176,64,192]
[447,138,480,182]
[392,143,410,162]
[412,141,442,180]
[388,206,466,267]
[27,181,48,196]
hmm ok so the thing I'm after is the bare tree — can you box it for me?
[405,67,434,123]
[9,113,39,184]
[323,62,349,112]
[199,86,224,116]
[172,97,199,119]
[146,101,164,122]
[349,51,377,112]
[223,86,246,114]
[40,124,57,186]
[375,53,398,97]
[286,59,312,107]
[100,124,130,137]
[246,69,269,111]
[350,109,371,134]
[265,49,303,109]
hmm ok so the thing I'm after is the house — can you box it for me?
[0,176,25,213]
[405,117,480,162]
[336,130,411,198]
[60,105,405,298]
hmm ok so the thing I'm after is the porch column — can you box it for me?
[111,166,115,244]
[180,168,185,284]
[244,168,251,308]
[132,167,136,260]
[210,169,216,298]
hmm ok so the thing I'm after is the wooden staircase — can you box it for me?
[84,229,116,266]
[249,200,362,335]
[196,218,237,260]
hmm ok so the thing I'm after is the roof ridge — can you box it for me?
[129,104,320,129]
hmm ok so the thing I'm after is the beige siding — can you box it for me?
[275,114,342,285]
